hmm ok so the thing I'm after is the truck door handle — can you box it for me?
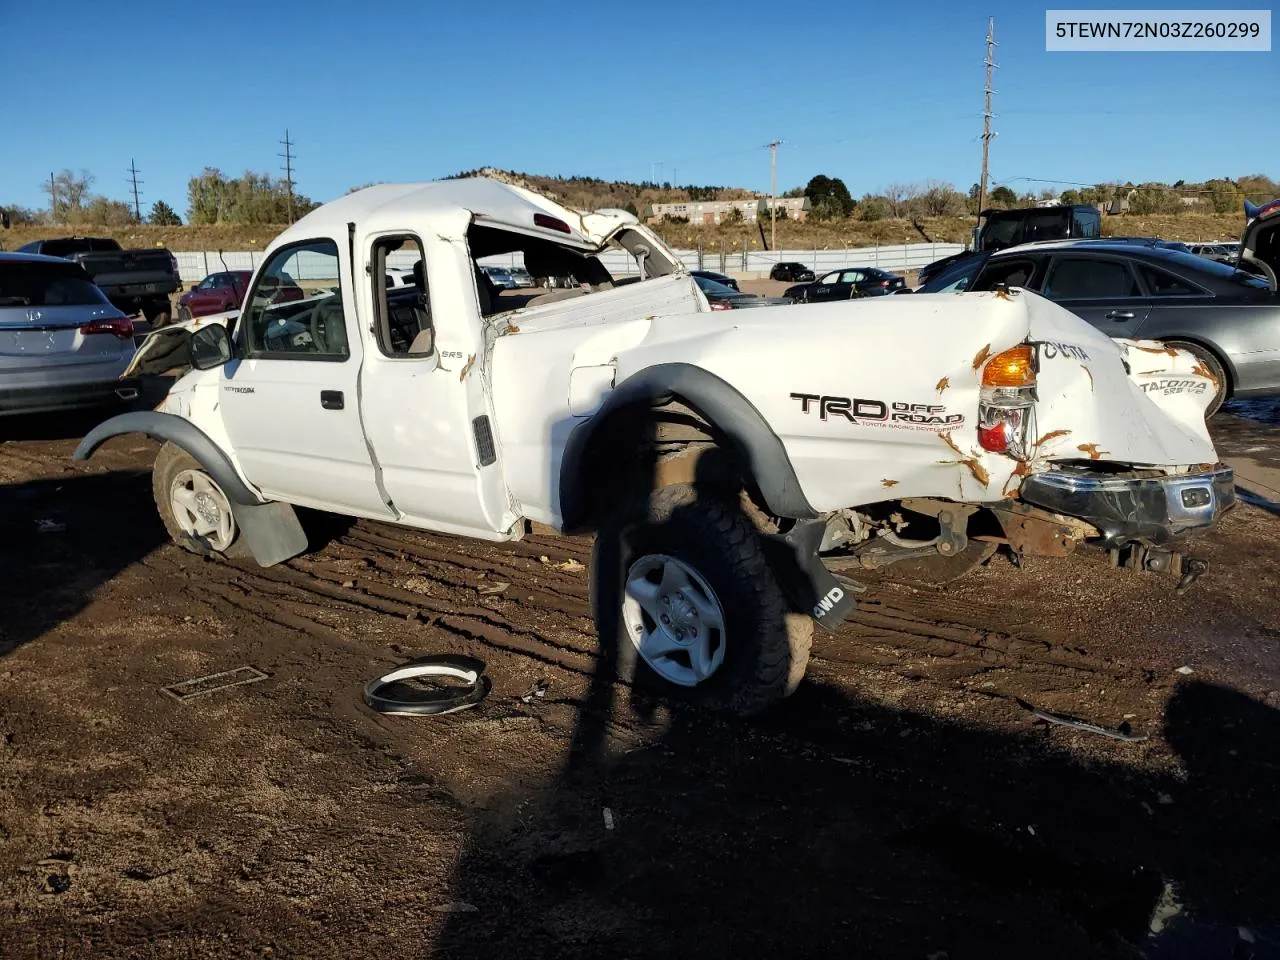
[1105,310,1135,321]
[320,390,344,410]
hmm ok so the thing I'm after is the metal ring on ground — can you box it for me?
[363,655,490,716]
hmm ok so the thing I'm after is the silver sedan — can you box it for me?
[0,253,138,416]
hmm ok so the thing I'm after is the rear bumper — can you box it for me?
[0,379,140,417]
[1018,466,1236,548]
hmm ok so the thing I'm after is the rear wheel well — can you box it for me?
[568,401,774,532]
[1160,336,1234,396]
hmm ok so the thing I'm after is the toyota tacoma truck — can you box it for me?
[17,236,180,326]
[75,178,1235,713]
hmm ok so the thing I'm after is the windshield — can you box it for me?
[695,276,740,297]
[0,261,110,306]
[919,252,988,293]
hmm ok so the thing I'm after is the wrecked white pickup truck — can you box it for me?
[76,178,1235,713]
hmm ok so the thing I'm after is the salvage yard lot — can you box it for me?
[2,412,1279,958]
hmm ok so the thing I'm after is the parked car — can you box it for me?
[177,270,253,321]
[481,265,517,289]
[918,204,1101,287]
[769,262,815,282]
[784,267,906,303]
[918,239,1280,416]
[694,275,791,309]
[508,267,536,288]
[691,270,740,291]
[1189,242,1239,264]
[0,253,138,415]
[16,236,180,326]
[91,178,1233,716]
[385,267,417,288]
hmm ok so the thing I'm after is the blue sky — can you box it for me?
[2,0,1275,216]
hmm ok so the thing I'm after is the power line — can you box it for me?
[127,159,143,222]
[279,130,296,224]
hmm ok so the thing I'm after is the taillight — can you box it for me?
[978,345,1036,457]
[710,301,732,311]
[880,280,889,287]
[80,316,135,340]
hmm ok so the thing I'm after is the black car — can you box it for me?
[694,276,792,309]
[769,262,815,282]
[918,239,1279,416]
[783,267,906,303]
[690,270,739,291]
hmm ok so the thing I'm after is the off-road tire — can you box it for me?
[152,442,248,559]
[591,483,813,715]
[1163,339,1229,418]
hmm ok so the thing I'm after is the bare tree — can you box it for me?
[41,169,95,222]
[882,183,918,219]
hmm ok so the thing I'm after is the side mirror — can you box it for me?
[190,323,233,370]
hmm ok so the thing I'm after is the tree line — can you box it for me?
[6,168,1275,230]
[786,174,1279,223]
[3,167,316,228]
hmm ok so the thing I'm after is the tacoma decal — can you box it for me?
[1140,378,1209,396]
[791,393,964,431]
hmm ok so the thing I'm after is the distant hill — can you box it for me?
[445,167,758,211]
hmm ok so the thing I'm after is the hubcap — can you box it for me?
[170,469,236,552]
[622,554,726,686]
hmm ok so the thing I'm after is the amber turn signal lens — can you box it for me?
[982,346,1036,388]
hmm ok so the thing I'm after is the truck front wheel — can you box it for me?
[591,483,812,715]
[143,300,172,329]
[153,442,245,558]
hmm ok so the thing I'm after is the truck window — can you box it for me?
[1071,207,1100,239]
[372,235,434,358]
[242,239,350,360]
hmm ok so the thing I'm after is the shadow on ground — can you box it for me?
[433,622,1280,959]
[0,470,167,659]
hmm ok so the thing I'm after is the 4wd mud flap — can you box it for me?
[764,518,858,630]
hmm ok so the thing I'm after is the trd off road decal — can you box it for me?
[790,393,964,432]
[1141,378,1209,397]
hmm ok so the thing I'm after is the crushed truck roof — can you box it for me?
[286,178,640,250]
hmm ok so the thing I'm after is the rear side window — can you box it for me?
[1043,258,1141,299]
[1139,265,1202,297]
[0,262,109,306]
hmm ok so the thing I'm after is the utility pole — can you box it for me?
[977,17,998,224]
[766,140,782,252]
[279,129,296,224]
[127,159,143,222]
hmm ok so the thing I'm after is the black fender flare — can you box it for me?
[559,362,816,533]
[73,411,259,504]
[73,411,308,567]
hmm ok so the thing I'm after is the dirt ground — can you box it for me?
[2,404,1279,960]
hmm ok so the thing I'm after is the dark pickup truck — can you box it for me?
[16,236,180,325]
[917,204,1102,288]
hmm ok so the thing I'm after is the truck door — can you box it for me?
[217,237,393,518]
[355,231,517,539]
